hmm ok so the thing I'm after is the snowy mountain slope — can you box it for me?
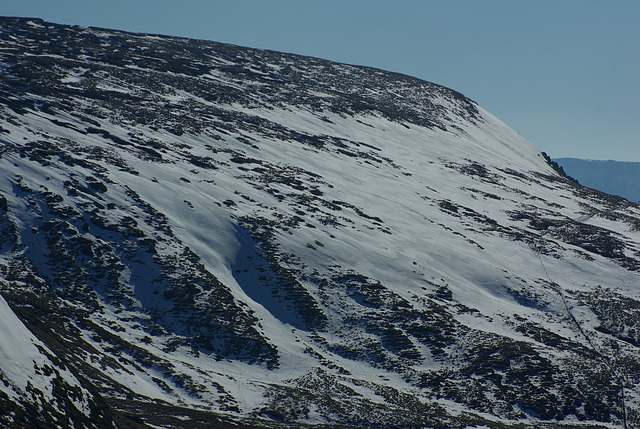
[0,293,118,427]
[554,157,640,204]
[1,17,640,428]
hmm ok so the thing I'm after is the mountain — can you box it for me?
[554,158,640,204]
[1,17,640,428]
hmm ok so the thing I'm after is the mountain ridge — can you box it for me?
[554,157,640,204]
[1,16,639,428]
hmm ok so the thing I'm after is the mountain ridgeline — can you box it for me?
[1,17,640,428]
[554,157,640,204]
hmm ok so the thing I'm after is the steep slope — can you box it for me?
[1,17,640,428]
[554,157,640,204]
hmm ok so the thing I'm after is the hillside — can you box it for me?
[1,17,639,428]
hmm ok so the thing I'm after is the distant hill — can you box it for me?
[554,158,640,203]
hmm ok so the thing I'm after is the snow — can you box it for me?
[3,99,638,390]
[0,294,86,412]
[25,20,45,28]
[1,19,639,426]
[0,294,45,398]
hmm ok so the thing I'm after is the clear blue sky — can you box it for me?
[3,1,639,161]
